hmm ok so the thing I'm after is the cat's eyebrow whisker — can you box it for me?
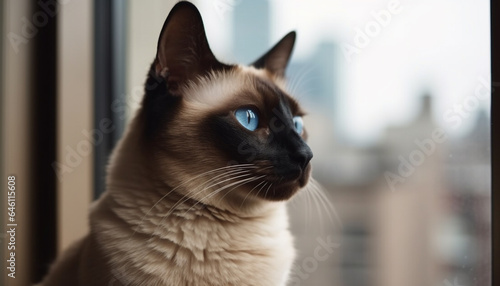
[133,165,255,237]
[286,66,316,99]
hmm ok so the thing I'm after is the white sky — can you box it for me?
[199,0,490,144]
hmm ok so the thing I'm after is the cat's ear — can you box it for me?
[251,31,296,77]
[155,2,224,94]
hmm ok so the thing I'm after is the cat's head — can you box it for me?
[141,2,313,207]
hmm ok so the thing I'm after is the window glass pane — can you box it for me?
[126,1,491,285]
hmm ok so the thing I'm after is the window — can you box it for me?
[127,0,491,286]
[123,1,491,285]
[1,1,494,285]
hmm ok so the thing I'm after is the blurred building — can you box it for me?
[1,1,490,286]
[294,93,490,286]
[373,95,448,286]
[445,110,491,286]
[231,2,490,286]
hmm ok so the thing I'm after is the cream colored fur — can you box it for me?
[39,80,297,286]
[40,2,305,283]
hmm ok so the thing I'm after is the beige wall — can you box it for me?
[126,0,225,117]
[1,1,94,285]
[126,0,177,116]
[56,0,93,252]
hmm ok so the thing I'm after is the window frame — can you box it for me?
[491,0,499,283]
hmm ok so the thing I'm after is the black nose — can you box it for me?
[290,146,313,170]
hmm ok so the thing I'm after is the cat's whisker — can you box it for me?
[295,185,314,231]
[252,165,274,174]
[132,165,256,236]
[239,181,266,208]
[150,169,255,234]
[180,175,266,218]
[307,184,325,233]
[160,167,254,214]
[166,170,256,211]
[310,179,336,212]
[307,179,341,229]
[132,164,257,231]
[214,176,265,208]
[199,171,256,193]
[204,175,266,203]
[151,169,267,238]
[255,181,268,198]
[264,182,273,199]
[303,185,312,231]
[310,179,343,228]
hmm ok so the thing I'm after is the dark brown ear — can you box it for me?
[155,2,226,94]
[251,31,296,77]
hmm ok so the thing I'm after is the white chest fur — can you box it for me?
[90,191,296,286]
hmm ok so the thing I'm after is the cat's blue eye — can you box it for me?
[293,116,304,135]
[235,108,259,131]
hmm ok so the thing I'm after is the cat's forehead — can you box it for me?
[182,65,302,115]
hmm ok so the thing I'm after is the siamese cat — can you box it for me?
[40,2,313,285]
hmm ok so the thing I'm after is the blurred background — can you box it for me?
[1,0,491,285]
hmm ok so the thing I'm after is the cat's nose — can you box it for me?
[290,146,313,171]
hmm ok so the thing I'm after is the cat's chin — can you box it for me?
[255,164,312,201]
[257,183,301,201]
